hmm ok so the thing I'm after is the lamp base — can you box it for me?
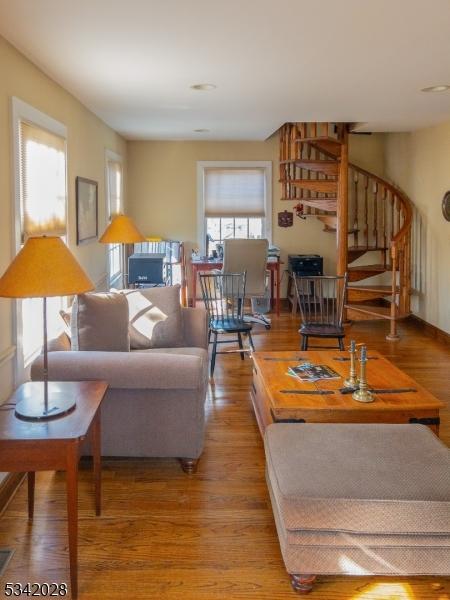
[15,391,76,421]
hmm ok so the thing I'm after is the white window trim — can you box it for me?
[197,161,272,255]
[10,97,68,384]
[105,149,124,288]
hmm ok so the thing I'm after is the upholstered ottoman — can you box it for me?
[264,423,450,594]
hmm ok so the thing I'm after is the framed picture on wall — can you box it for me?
[76,176,98,245]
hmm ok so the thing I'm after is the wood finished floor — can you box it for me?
[0,314,449,600]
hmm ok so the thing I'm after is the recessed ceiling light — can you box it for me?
[421,85,450,93]
[190,83,217,91]
[194,128,210,133]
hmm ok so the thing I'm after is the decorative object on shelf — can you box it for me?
[76,176,98,245]
[344,339,359,388]
[0,236,94,420]
[442,191,450,222]
[99,214,146,285]
[278,210,293,227]
[293,202,306,220]
[352,345,374,403]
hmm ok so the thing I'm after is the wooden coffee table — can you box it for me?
[251,350,444,436]
[0,380,108,599]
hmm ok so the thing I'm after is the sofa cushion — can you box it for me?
[71,292,130,352]
[122,285,184,349]
[265,423,450,535]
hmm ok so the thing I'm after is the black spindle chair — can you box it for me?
[293,274,347,350]
[199,272,254,377]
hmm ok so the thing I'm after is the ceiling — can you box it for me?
[1,0,450,140]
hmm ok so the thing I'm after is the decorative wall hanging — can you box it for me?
[294,203,306,220]
[278,210,293,228]
[442,191,450,222]
[76,177,98,245]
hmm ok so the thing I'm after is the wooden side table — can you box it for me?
[0,380,108,599]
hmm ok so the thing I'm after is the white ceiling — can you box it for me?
[1,0,450,140]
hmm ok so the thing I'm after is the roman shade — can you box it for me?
[107,159,123,218]
[19,121,67,239]
[204,168,266,217]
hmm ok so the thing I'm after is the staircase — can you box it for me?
[279,122,412,340]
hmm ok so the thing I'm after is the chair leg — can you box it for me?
[338,337,345,351]
[247,331,255,352]
[237,333,245,360]
[301,335,308,351]
[210,332,218,377]
[208,329,212,345]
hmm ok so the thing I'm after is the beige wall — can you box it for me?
[0,36,127,401]
[127,134,385,294]
[384,124,450,333]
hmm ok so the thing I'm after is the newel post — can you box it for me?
[386,242,400,341]
[336,127,349,320]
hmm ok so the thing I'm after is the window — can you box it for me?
[197,162,272,255]
[105,151,124,287]
[12,98,68,381]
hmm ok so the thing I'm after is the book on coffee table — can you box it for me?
[287,362,341,382]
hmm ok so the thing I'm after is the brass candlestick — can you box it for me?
[344,339,359,388]
[352,345,374,403]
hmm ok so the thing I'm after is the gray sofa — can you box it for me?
[31,305,209,473]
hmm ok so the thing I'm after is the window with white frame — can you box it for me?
[12,98,68,381]
[105,151,123,287]
[197,162,272,255]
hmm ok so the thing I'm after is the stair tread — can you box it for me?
[294,136,341,145]
[346,304,408,320]
[347,285,400,293]
[300,197,337,212]
[348,264,388,272]
[280,159,338,165]
[348,245,388,251]
[324,226,359,234]
[280,159,338,175]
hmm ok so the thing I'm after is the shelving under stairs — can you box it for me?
[279,122,412,340]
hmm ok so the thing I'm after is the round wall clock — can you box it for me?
[443,191,450,222]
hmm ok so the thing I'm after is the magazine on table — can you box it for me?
[287,362,341,382]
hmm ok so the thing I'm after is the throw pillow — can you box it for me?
[71,292,130,351]
[122,284,184,349]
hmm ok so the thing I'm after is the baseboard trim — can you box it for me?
[0,473,25,516]
[408,315,450,345]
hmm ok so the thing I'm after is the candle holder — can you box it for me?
[352,345,374,403]
[344,340,359,388]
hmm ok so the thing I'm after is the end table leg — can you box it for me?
[27,472,35,520]
[66,444,79,599]
[92,411,102,516]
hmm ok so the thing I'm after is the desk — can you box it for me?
[0,381,108,599]
[251,351,444,436]
[191,258,282,316]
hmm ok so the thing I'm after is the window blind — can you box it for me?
[107,159,123,218]
[19,121,67,239]
[204,168,266,217]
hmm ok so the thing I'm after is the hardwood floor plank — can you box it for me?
[0,315,449,599]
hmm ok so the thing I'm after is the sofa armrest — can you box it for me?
[31,351,204,390]
[182,307,208,349]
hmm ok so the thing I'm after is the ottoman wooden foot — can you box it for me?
[179,458,198,474]
[290,574,316,594]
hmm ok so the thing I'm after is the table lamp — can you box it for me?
[0,236,94,420]
[99,214,146,286]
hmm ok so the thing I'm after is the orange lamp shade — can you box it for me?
[0,236,94,298]
[99,214,146,244]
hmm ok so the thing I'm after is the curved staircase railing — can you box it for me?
[279,122,413,340]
